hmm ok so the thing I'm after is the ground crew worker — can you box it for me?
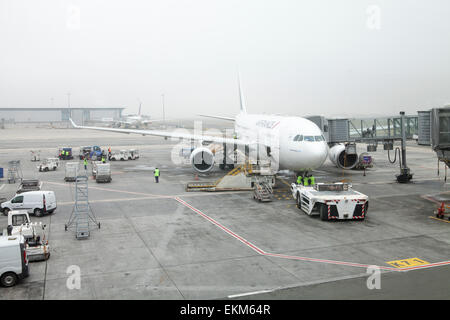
[303,176,309,186]
[83,157,88,170]
[309,175,316,185]
[154,167,160,183]
[101,155,106,163]
[296,176,303,185]
[108,147,112,160]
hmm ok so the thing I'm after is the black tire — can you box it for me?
[3,208,10,216]
[1,272,18,287]
[53,167,56,171]
[34,208,43,217]
[47,209,55,214]
[44,167,49,172]
[296,193,301,209]
[319,204,329,221]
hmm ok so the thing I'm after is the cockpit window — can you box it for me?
[315,136,325,142]
[293,135,303,141]
[304,136,315,142]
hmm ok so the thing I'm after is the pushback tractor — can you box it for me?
[290,182,369,221]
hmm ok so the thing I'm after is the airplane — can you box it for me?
[101,103,164,129]
[69,76,334,177]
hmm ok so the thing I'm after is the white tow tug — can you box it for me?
[290,182,369,221]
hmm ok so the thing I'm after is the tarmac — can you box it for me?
[0,123,449,300]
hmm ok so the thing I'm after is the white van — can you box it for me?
[1,191,57,217]
[0,235,29,287]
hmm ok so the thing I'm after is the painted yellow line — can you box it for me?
[386,257,430,269]
[429,216,450,224]
[278,177,292,187]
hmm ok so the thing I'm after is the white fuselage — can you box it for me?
[234,113,328,172]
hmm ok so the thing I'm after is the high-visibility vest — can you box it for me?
[310,176,315,185]
[303,178,309,186]
[154,169,160,177]
[84,159,88,166]
[297,176,302,184]
[102,157,105,163]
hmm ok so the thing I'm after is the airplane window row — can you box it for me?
[293,135,325,142]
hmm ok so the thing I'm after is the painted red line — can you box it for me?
[175,197,266,255]
[176,197,450,273]
[174,197,398,271]
[265,252,397,271]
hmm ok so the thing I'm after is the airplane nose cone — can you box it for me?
[304,142,328,169]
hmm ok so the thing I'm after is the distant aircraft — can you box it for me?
[103,103,164,129]
[70,75,329,177]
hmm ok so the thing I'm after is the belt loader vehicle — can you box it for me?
[17,179,42,194]
[2,210,50,262]
[291,182,369,221]
[0,235,29,287]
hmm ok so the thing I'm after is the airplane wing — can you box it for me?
[197,114,235,121]
[69,118,252,146]
[141,119,167,124]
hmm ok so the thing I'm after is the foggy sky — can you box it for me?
[1,0,449,118]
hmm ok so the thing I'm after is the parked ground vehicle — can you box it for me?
[291,182,369,221]
[58,147,74,160]
[94,163,111,183]
[128,149,139,160]
[38,158,58,172]
[17,179,42,194]
[30,150,40,162]
[1,191,57,217]
[65,162,79,181]
[0,235,29,287]
[3,210,50,262]
[79,146,92,159]
[110,150,129,161]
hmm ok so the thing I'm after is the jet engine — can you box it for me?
[190,147,215,173]
[328,144,359,169]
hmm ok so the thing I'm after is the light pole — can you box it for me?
[161,94,165,126]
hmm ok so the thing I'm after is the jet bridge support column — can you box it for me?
[396,111,413,183]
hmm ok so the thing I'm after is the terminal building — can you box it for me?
[0,107,125,125]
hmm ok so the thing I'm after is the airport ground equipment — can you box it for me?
[7,160,22,184]
[186,160,275,192]
[0,235,29,287]
[291,182,369,221]
[253,177,273,202]
[110,150,129,161]
[17,179,42,194]
[435,202,450,221]
[58,147,74,160]
[38,158,58,172]
[3,210,50,262]
[30,150,40,162]
[65,175,100,239]
[78,146,102,160]
[64,162,80,182]
[128,149,139,160]
[93,163,111,183]
[431,106,450,169]
[91,160,102,178]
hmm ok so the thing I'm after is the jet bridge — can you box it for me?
[307,112,416,183]
[430,106,450,168]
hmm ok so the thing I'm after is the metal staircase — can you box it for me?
[7,160,23,184]
[253,176,274,202]
[65,175,100,239]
